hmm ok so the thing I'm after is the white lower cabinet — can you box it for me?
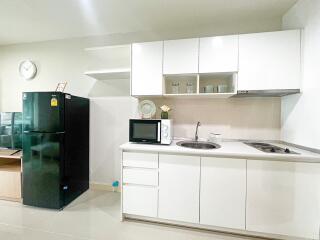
[122,152,159,218]
[122,150,320,240]
[122,152,158,169]
[200,157,246,230]
[247,160,320,239]
[123,185,158,217]
[123,168,158,186]
[158,154,200,223]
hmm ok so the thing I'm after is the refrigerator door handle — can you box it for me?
[23,131,65,134]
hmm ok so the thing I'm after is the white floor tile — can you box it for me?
[0,190,258,240]
[0,224,91,240]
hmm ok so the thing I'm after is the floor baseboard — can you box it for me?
[89,182,120,192]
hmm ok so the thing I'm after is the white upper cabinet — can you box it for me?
[131,41,163,96]
[199,35,239,73]
[163,38,199,74]
[238,30,301,91]
[158,154,200,223]
[247,160,320,239]
[200,157,246,230]
[130,30,301,96]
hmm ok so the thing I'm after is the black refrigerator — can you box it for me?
[22,92,89,209]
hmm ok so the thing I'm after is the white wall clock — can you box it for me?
[19,60,37,80]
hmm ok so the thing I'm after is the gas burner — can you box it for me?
[244,142,299,154]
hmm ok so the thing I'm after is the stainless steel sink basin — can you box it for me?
[176,141,221,150]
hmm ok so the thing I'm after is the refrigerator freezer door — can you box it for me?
[23,92,65,133]
[22,132,64,209]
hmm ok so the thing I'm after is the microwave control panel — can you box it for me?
[161,119,173,144]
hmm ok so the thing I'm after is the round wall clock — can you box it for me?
[19,60,37,80]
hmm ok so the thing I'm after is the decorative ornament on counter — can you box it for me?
[138,100,156,119]
[160,105,171,119]
[112,181,119,192]
[208,133,222,144]
[56,82,68,92]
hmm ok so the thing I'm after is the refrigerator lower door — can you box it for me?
[22,132,64,209]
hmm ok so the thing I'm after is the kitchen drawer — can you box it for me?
[123,185,158,217]
[123,168,158,186]
[123,152,158,169]
[0,171,21,200]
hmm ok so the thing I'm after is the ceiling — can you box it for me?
[0,0,297,46]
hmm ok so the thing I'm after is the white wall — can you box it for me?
[0,36,135,111]
[90,97,138,185]
[0,40,93,112]
[281,0,320,149]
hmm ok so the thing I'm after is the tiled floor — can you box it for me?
[0,190,258,240]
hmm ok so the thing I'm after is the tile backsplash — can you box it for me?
[141,97,281,141]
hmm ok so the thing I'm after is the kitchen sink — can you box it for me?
[176,141,221,150]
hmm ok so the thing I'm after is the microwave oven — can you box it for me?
[129,119,173,145]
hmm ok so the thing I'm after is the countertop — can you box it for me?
[0,150,22,160]
[120,140,320,163]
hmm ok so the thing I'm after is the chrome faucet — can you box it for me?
[194,121,201,141]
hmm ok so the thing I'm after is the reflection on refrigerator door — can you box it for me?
[23,132,64,209]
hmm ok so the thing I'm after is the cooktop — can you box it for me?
[244,142,299,154]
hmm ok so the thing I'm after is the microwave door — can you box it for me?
[130,120,161,143]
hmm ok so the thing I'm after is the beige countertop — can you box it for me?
[0,150,22,160]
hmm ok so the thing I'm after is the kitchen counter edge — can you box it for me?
[120,142,320,163]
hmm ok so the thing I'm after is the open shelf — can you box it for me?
[84,68,130,80]
[84,44,131,80]
[199,72,237,94]
[163,72,237,98]
[164,74,198,95]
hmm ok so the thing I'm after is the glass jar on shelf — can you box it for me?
[186,82,194,94]
[171,82,180,94]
